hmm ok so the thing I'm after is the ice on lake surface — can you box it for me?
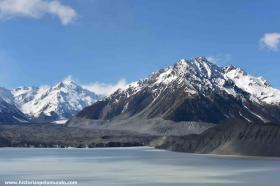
[0,147,279,186]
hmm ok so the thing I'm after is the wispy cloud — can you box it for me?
[206,56,219,63]
[260,32,280,51]
[0,0,77,25]
[206,54,232,65]
[83,79,128,96]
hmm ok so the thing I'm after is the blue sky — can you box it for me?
[0,0,280,89]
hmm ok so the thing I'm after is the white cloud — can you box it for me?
[206,54,231,65]
[83,79,129,96]
[0,0,77,25]
[206,56,218,63]
[260,32,280,51]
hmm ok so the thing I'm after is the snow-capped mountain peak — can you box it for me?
[163,57,223,81]
[54,78,77,89]
[120,57,235,99]
[11,79,102,123]
[115,57,280,108]
[77,56,280,124]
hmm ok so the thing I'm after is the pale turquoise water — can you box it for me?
[0,147,279,186]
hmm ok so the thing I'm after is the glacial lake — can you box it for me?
[0,147,279,186]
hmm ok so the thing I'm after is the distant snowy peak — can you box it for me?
[224,65,280,105]
[12,79,102,123]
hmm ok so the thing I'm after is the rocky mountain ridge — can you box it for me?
[76,57,280,125]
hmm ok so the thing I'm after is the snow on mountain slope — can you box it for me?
[0,87,15,104]
[0,87,29,123]
[12,78,101,123]
[114,57,240,101]
[0,97,29,123]
[224,66,280,105]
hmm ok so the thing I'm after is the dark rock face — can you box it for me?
[79,100,110,120]
[155,120,280,157]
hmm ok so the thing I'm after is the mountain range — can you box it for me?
[73,57,280,131]
[0,79,102,123]
[1,56,280,127]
